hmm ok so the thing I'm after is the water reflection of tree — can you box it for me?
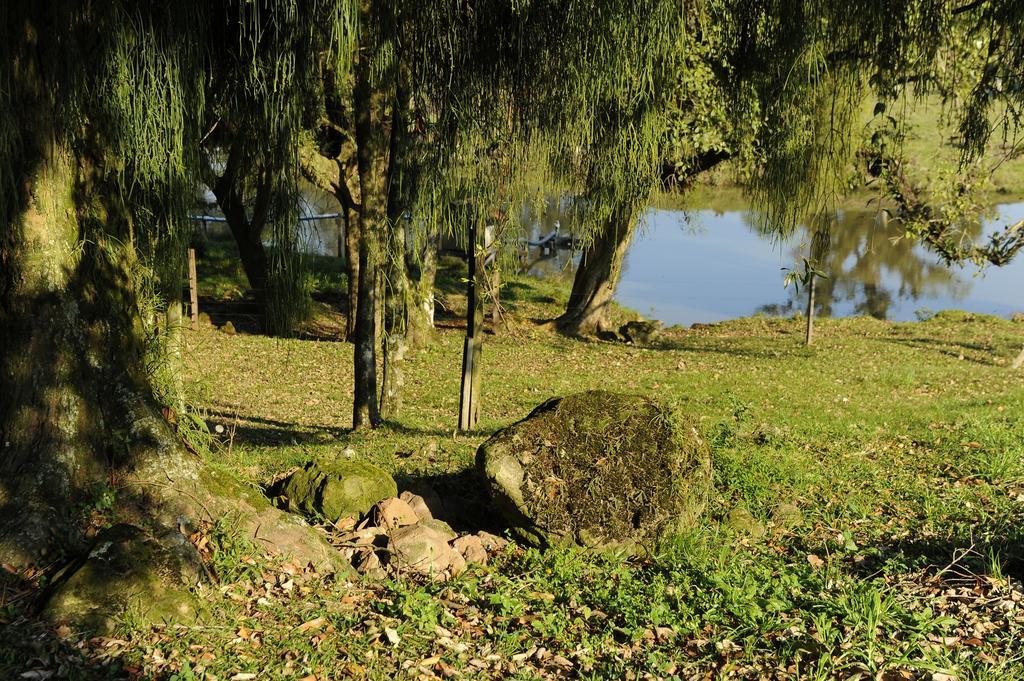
[518,198,583,278]
[755,210,972,320]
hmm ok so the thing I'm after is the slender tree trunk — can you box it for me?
[380,69,413,420]
[380,226,409,419]
[405,221,437,349]
[230,223,269,293]
[207,145,270,296]
[805,276,816,346]
[557,206,637,335]
[352,234,380,428]
[350,19,391,429]
[343,204,360,341]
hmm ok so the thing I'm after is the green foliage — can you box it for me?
[264,246,314,337]
[208,513,263,584]
[782,257,829,294]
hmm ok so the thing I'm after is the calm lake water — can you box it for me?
[287,193,1023,327]
[613,202,1024,327]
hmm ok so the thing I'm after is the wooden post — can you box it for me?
[804,275,815,346]
[188,247,199,331]
[459,221,483,432]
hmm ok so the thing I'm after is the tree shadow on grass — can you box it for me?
[0,613,140,680]
[807,508,1024,592]
[653,337,793,360]
[202,410,457,447]
[880,336,1000,365]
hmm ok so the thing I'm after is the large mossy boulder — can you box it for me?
[476,391,711,548]
[277,458,397,523]
[44,524,202,634]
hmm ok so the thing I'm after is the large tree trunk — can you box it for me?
[350,23,391,429]
[557,206,637,335]
[0,150,339,626]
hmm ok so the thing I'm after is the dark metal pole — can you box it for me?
[459,221,481,431]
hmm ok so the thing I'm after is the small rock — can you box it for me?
[373,498,419,530]
[447,549,467,577]
[726,507,766,538]
[220,321,236,335]
[771,502,804,529]
[388,524,456,576]
[197,312,213,327]
[1011,312,1024,323]
[355,549,385,578]
[399,491,434,521]
[402,482,445,519]
[275,458,397,523]
[419,518,457,541]
[451,535,488,565]
[619,319,663,345]
[337,527,387,547]
[475,531,508,552]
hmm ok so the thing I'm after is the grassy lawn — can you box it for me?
[5,266,1022,680]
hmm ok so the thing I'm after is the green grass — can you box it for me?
[5,266,1024,679]
[40,276,1024,677]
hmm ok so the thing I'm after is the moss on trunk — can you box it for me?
[1,151,342,631]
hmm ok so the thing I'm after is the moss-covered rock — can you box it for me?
[277,458,397,523]
[726,506,766,537]
[476,391,711,549]
[44,524,202,634]
[619,319,663,345]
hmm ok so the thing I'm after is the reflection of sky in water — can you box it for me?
[248,189,1023,327]
[615,203,1024,326]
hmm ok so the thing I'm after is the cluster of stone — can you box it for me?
[271,458,506,580]
[334,491,507,580]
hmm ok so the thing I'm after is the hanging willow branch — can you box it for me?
[879,156,1024,267]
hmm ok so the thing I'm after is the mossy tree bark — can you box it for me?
[557,206,637,335]
[351,4,437,426]
[341,188,362,341]
[0,147,339,608]
[350,12,391,430]
[405,222,437,349]
[380,68,413,420]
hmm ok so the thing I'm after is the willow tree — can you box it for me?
[555,6,742,335]
[312,0,713,427]
[0,0,357,622]
[558,0,1024,337]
